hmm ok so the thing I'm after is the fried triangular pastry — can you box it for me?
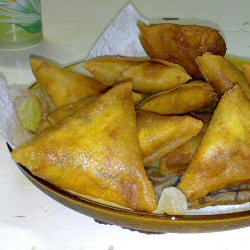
[160,114,211,175]
[85,56,190,94]
[136,111,203,165]
[138,22,226,79]
[178,85,250,201]
[197,53,250,99]
[137,81,218,115]
[12,82,157,212]
[30,57,107,107]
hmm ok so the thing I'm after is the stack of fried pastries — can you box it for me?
[11,23,250,212]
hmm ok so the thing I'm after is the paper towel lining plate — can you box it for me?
[8,55,250,233]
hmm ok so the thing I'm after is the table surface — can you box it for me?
[1,1,250,249]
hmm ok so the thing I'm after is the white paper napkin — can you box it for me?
[86,4,148,58]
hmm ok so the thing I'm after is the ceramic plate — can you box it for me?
[9,56,250,233]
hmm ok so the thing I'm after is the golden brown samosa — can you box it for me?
[137,81,218,115]
[138,22,226,79]
[30,57,107,107]
[136,111,203,165]
[84,56,144,86]
[85,56,190,94]
[178,85,250,201]
[160,136,200,175]
[197,53,250,99]
[12,82,157,212]
[119,59,191,94]
[160,118,210,175]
